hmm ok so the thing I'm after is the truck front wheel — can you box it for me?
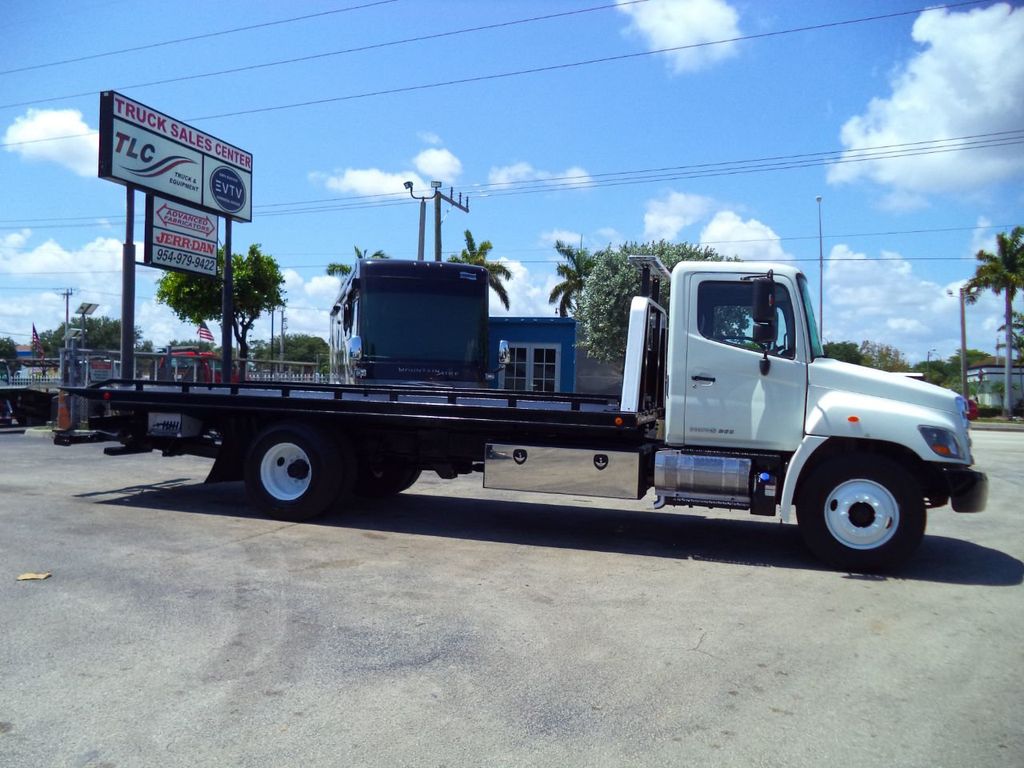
[796,455,926,572]
[244,423,350,522]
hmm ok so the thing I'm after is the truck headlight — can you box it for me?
[919,426,963,460]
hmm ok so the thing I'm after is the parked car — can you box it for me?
[967,398,979,420]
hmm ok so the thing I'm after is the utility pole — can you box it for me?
[435,185,469,262]
[60,288,74,346]
[405,181,469,261]
[816,195,824,337]
[279,309,286,362]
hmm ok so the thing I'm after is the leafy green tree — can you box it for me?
[548,240,595,318]
[858,341,909,372]
[37,317,144,355]
[155,243,285,365]
[576,240,723,363]
[250,334,328,363]
[823,341,864,365]
[0,336,18,360]
[965,226,1024,418]
[448,229,512,311]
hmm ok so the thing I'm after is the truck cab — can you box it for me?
[653,261,985,569]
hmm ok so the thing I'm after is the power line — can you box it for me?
[0,0,399,77]
[0,1,645,110]
[0,1,988,146]
[189,1,992,123]
[0,131,1020,230]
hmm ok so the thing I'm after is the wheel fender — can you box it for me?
[779,435,827,523]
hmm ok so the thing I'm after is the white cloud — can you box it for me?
[538,229,582,248]
[3,108,98,176]
[828,3,1024,197]
[418,131,442,146]
[311,168,422,197]
[413,148,462,182]
[822,243,1003,360]
[488,162,593,189]
[489,259,558,317]
[0,232,122,282]
[616,0,741,73]
[642,191,714,240]
[699,210,792,261]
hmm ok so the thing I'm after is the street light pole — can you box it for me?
[926,348,937,383]
[958,288,968,398]
[404,181,470,262]
[948,286,972,399]
[816,195,824,336]
[404,181,433,261]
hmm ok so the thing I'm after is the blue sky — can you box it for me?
[1,0,1022,363]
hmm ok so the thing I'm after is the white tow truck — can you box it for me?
[60,258,986,571]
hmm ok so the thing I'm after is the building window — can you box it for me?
[503,344,559,392]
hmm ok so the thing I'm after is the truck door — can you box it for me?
[679,273,807,451]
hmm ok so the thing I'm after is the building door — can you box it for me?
[503,344,560,392]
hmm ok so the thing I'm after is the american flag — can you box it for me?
[31,323,43,358]
[197,321,215,343]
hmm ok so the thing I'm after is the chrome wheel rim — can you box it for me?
[824,479,899,550]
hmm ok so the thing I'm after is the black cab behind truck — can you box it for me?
[59,258,986,571]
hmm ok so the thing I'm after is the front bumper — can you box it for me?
[943,466,988,513]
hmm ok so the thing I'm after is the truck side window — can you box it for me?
[697,281,796,359]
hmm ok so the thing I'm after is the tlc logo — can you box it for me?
[114,131,155,162]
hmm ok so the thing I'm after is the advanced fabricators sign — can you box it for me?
[144,196,219,276]
[98,91,252,222]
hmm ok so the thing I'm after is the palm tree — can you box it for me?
[354,246,389,260]
[448,229,512,310]
[326,246,389,277]
[548,239,594,317]
[966,226,1024,418]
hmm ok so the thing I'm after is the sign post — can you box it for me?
[121,188,136,379]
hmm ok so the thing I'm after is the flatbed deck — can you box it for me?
[65,378,658,436]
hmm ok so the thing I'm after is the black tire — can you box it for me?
[795,455,926,572]
[352,463,421,499]
[244,422,352,522]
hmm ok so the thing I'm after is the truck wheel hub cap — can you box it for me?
[261,442,311,501]
[824,479,899,550]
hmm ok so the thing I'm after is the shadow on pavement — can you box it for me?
[86,480,1022,587]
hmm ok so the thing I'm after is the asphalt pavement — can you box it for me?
[0,430,1021,768]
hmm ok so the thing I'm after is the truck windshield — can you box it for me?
[797,274,824,359]
[361,287,486,364]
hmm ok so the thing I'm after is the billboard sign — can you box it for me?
[144,195,219,277]
[99,91,252,222]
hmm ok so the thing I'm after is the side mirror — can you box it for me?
[497,340,510,367]
[752,277,775,324]
[347,335,363,362]
[752,321,776,345]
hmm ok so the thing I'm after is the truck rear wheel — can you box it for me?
[795,455,926,572]
[244,422,351,522]
[352,464,421,498]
